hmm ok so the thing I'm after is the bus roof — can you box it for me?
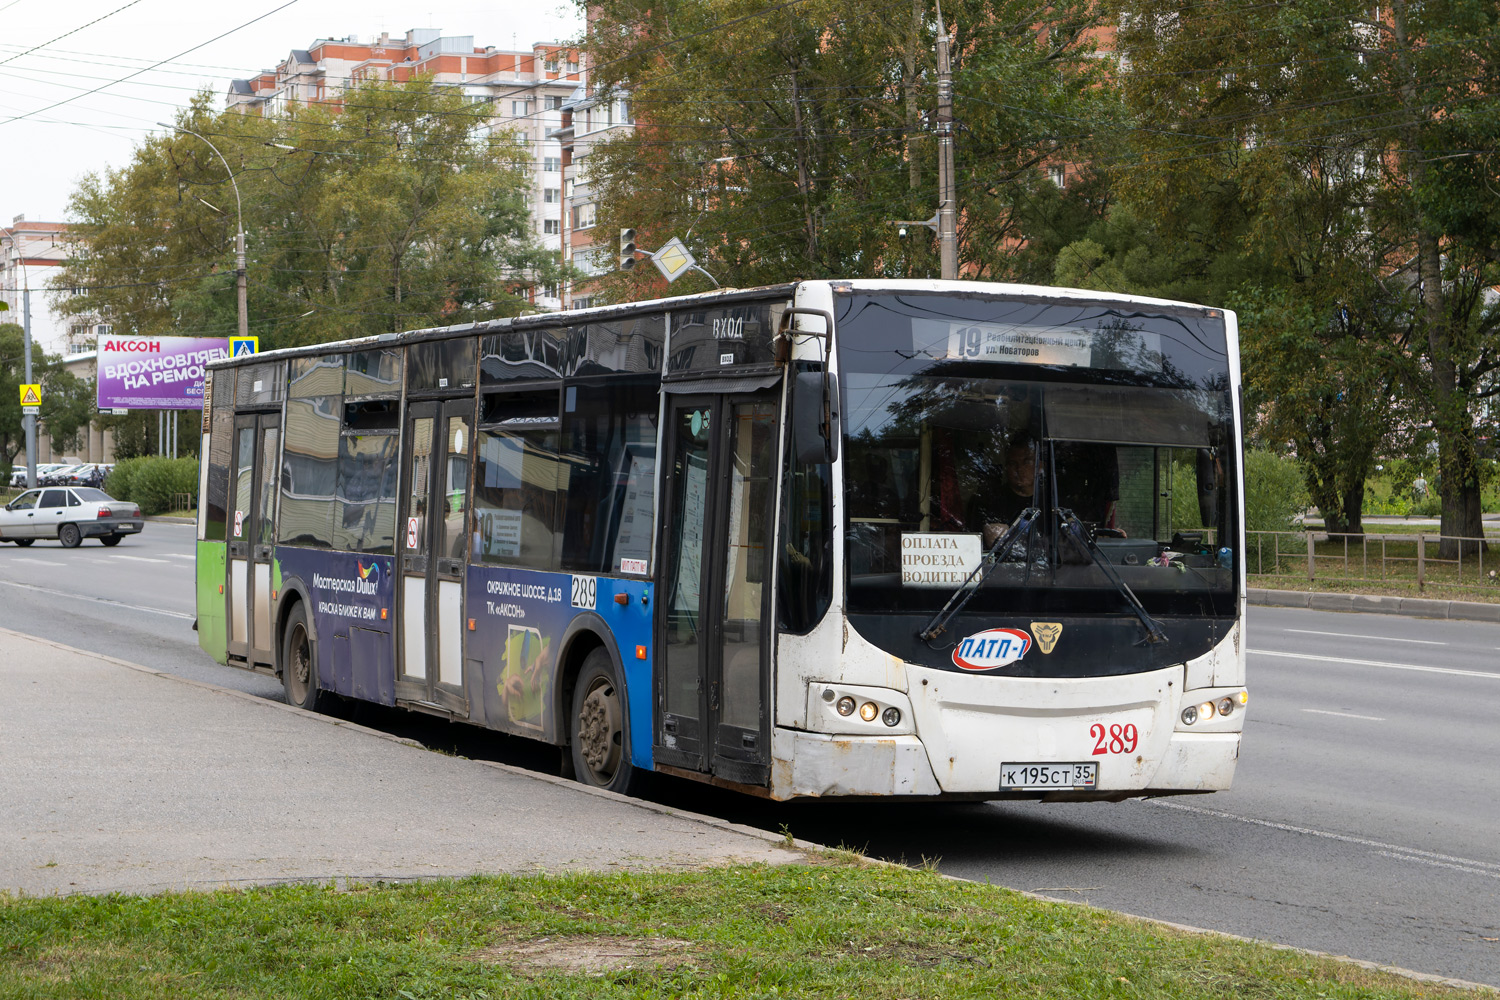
[207,279,1227,371]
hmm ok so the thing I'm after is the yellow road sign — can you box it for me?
[18,383,41,406]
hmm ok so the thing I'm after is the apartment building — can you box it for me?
[228,28,582,311]
[554,88,635,310]
[0,216,104,356]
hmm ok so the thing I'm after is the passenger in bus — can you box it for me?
[968,434,1038,547]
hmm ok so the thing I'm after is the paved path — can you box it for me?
[0,628,797,897]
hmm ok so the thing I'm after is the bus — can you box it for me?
[196,279,1246,801]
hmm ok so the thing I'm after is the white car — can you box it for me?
[8,463,66,489]
[0,487,144,547]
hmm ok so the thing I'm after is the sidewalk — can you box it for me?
[0,628,797,898]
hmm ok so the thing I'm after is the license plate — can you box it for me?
[1000,761,1098,790]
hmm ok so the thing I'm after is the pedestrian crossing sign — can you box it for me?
[18,383,41,406]
[230,336,258,358]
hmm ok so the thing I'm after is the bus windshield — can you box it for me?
[836,290,1237,618]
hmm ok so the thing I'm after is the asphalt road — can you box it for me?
[1,525,1495,986]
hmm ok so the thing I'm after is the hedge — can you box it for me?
[103,457,199,516]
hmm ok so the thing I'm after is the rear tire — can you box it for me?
[58,523,81,548]
[99,535,122,547]
[281,603,326,713]
[569,648,643,796]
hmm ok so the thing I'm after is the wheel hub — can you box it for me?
[578,683,619,775]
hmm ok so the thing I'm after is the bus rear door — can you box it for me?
[226,412,279,667]
[655,393,778,786]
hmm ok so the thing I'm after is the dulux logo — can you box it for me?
[952,628,1032,671]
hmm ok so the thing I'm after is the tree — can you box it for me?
[1102,0,1500,550]
[0,323,96,475]
[53,81,566,351]
[577,0,1118,297]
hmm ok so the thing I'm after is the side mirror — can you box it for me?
[793,371,839,465]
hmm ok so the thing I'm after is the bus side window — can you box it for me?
[779,372,833,633]
[474,390,562,569]
[558,378,659,575]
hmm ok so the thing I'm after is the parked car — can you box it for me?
[8,463,66,489]
[40,464,87,487]
[0,487,144,547]
[67,464,110,488]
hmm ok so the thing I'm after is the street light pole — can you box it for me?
[161,123,247,338]
[934,1,958,280]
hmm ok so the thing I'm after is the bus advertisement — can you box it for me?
[195,279,1246,800]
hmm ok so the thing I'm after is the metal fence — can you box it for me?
[1247,529,1500,593]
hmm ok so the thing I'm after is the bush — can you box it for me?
[1242,450,1307,533]
[104,456,199,515]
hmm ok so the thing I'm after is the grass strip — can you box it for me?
[0,862,1475,999]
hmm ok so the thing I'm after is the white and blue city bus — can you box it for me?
[196,279,1246,799]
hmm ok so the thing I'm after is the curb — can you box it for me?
[144,515,195,524]
[1249,588,1500,622]
[4,625,1494,994]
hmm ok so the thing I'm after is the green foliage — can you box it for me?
[1243,450,1309,533]
[53,81,565,350]
[103,457,198,515]
[0,864,1466,999]
[581,0,1118,297]
[0,323,97,468]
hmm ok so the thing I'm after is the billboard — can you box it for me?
[97,336,230,410]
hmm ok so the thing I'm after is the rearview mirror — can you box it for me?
[793,371,840,465]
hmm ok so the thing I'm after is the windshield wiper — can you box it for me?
[1056,509,1168,645]
[918,507,1042,643]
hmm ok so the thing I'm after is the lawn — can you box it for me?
[0,862,1476,999]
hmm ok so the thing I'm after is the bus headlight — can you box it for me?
[836,696,856,717]
[1217,696,1236,717]
[882,707,902,727]
[1181,704,1198,725]
[859,701,879,722]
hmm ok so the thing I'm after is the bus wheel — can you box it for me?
[281,603,326,713]
[569,649,641,795]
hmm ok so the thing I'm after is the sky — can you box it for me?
[0,0,585,222]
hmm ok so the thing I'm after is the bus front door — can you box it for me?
[396,399,472,715]
[226,412,280,667]
[656,394,777,787]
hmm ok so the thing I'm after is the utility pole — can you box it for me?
[22,286,36,488]
[160,123,246,337]
[934,1,958,280]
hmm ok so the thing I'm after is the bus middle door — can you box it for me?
[397,399,472,715]
[656,393,777,787]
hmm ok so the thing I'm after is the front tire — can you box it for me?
[58,523,81,548]
[14,538,33,547]
[569,648,642,795]
[281,602,326,713]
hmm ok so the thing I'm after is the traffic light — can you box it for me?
[619,228,637,271]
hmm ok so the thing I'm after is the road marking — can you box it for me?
[165,553,196,560]
[1374,851,1500,881]
[10,556,64,567]
[1283,628,1445,646]
[0,580,192,619]
[1301,708,1385,721]
[1249,648,1500,680]
[112,555,169,564]
[1146,799,1500,874]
